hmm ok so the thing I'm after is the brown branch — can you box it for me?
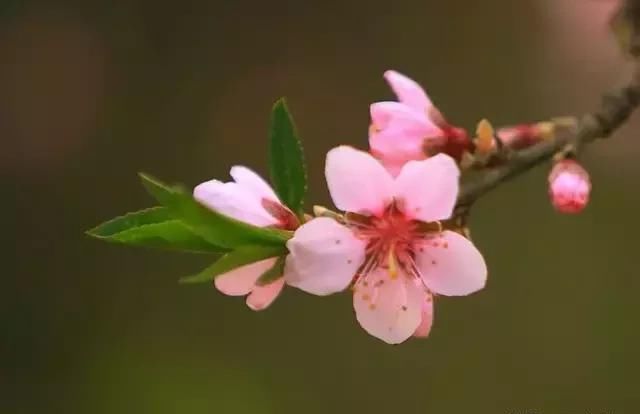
[457,66,640,207]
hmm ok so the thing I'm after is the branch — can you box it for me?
[457,0,640,208]
[457,65,640,207]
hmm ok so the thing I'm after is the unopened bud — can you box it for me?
[475,119,495,154]
[497,123,552,150]
[548,159,591,214]
[534,121,556,140]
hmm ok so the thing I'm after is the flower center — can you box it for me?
[346,203,441,284]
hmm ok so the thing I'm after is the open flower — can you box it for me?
[369,70,470,176]
[548,159,591,214]
[194,166,298,310]
[285,146,487,344]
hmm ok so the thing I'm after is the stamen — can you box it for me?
[415,220,443,234]
[387,246,398,280]
[404,254,424,283]
[369,280,380,309]
[345,220,371,231]
[350,251,379,289]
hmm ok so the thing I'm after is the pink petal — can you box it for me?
[214,258,277,296]
[246,277,285,311]
[415,231,487,296]
[394,153,460,222]
[377,159,405,178]
[353,269,423,344]
[384,70,434,112]
[370,102,441,137]
[370,101,423,131]
[285,217,366,295]
[370,101,399,130]
[368,105,443,174]
[369,124,428,174]
[369,121,443,178]
[413,294,434,338]
[325,146,394,216]
[229,166,279,203]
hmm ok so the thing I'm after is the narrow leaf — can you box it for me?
[180,244,286,284]
[268,98,307,216]
[256,255,286,286]
[87,207,224,253]
[139,173,291,249]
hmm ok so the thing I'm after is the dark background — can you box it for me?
[4,0,640,413]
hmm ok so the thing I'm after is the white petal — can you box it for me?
[285,218,366,296]
[325,146,394,216]
[415,231,487,296]
[353,269,423,344]
[214,258,277,296]
[229,166,279,202]
[194,180,277,227]
[394,153,460,222]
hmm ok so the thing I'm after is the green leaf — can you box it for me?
[87,207,225,253]
[180,244,286,284]
[268,98,307,217]
[256,255,286,286]
[139,173,291,249]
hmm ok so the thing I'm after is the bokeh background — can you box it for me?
[4,0,640,413]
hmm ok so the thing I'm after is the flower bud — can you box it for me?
[474,119,495,154]
[548,159,591,214]
[496,122,553,150]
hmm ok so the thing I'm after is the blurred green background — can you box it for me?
[4,0,640,412]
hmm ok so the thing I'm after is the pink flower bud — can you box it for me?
[496,122,555,150]
[497,125,537,149]
[548,160,591,214]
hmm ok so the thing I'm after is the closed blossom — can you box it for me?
[369,70,469,175]
[194,166,298,310]
[548,159,591,214]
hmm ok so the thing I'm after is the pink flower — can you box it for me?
[548,159,591,214]
[194,166,298,310]
[369,70,470,176]
[285,146,487,344]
